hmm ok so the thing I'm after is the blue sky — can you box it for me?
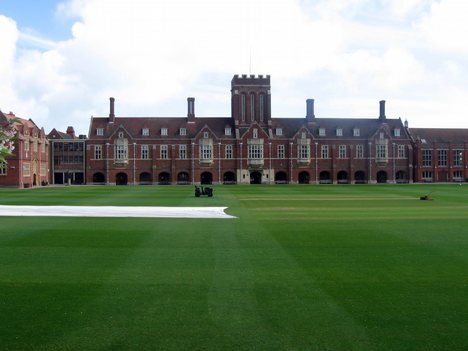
[1,0,468,135]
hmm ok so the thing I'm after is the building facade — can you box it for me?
[0,111,49,187]
[48,127,87,185]
[86,75,415,185]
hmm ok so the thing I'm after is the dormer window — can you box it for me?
[96,128,104,136]
[319,128,326,137]
[276,128,283,136]
[180,128,187,136]
[225,127,232,136]
[142,128,149,136]
[336,128,343,136]
[161,128,168,136]
[353,128,360,137]
[394,128,401,137]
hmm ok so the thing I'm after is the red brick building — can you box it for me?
[410,128,468,182]
[86,74,414,185]
[0,111,49,187]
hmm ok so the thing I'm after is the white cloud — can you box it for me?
[1,0,468,133]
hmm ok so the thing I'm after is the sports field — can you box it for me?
[1,184,467,350]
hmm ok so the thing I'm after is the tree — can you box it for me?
[0,120,16,163]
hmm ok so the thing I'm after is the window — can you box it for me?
[179,145,187,159]
[141,145,149,159]
[453,150,463,166]
[394,129,401,137]
[248,144,263,159]
[241,94,246,121]
[180,128,187,136]
[33,141,38,152]
[200,144,213,160]
[142,128,149,136]
[118,132,124,138]
[94,145,102,159]
[23,163,31,177]
[301,132,306,139]
[253,128,258,139]
[225,145,233,159]
[438,149,447,167]
[398,145,406,158]
[96,128,104,136]
[115,145,128,161]
[454,170,463,180]
[203,131,209,139]
[376,144,388,160]
[319,128,326,137]
[24,140,29,152]
[224,127,232,136]
[321,145,329,159]
[380,132,384,139]
[161,128,168,136]
[356,144,364,159]
[160,145,168,159]
[250,94,255,121]
[338,145,346,159]
[422,171,433,181]
[422,150,432,167]
[278,145,285,159]
[276,128,283,136]
[259,94,265,121]
[298,144,310,160]
[0,162,6,175]
[336,128,343,136]
[353,128,360,137]
[40,163,47,176]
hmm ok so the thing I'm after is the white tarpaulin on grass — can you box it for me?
[0,205,236,219]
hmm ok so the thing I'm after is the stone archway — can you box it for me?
[377,171,388,183]
[275,171,288,184]
[201,172,213,185]
[250,171,262,184]
[116,172,128,185]
[298,171,310,184]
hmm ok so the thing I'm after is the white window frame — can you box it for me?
[180,128,187,136]
[353,128,360,137]
[356,144,364,159]
[277,145,285,159]
[161,128,168,136]
[115,144,128,161]
[94,145,102,160]
[338,145,347,159]
[397,145,406,159]
[422,150,432,167]
[319,128,326,137]
[248,144,263,160]
[141,145,149,159]
[321,145,329,159]
[298,144,310,160]
[200,144,213,160]
[336,128,343,137]
[394,129,401,137]
[224,127,232,136]
[225,144,233,159]
[376,144,388,160]
[276,128,283,136]
[160,145,168,159]
[179,145,187,159]
[438,149,448,167]
[142,128,150,136]
[96,128,104,136]
[0,162,7,175]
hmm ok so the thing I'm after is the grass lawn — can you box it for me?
[0,184,468,350]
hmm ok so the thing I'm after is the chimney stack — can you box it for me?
[306,99,315,121]
[66,126,76,139]
[187,97,195,121]
[109,97,115,123]
[379,100,386,121]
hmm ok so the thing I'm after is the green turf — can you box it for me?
[1,184,468,350]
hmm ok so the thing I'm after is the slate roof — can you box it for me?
[410,128,468,146]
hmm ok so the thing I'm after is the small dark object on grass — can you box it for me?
[420,192,433,201]
[195,186,213,197]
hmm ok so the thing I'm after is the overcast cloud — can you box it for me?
[1,0,468,135]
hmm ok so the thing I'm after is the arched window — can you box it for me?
[259,94,265,122]
[250,93,255,122]
[241,94,246,122]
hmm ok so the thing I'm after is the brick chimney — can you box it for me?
[66,126,76,138]
[187,97,195,122]
[379,100,386,121]
[109,97,115,123]
[306,99,315,121]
